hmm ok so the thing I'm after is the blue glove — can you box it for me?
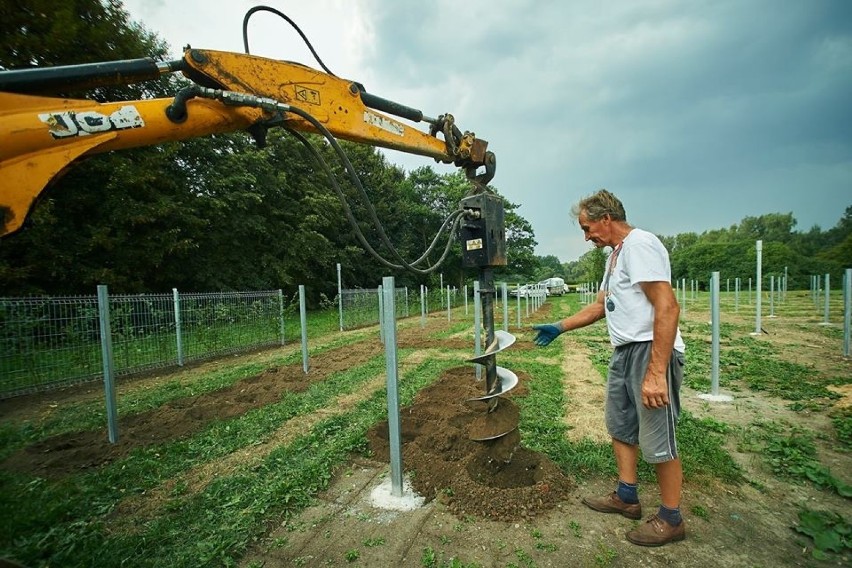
[532,322,564,346]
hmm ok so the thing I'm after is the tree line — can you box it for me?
[554,209,851,290]
[2,1,848,302]
[0,0,539,304]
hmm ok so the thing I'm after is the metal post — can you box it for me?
[735,278,740,313]
[299,285,309,374]
[464,284,468,315]
[420,285,426,328]
[337,263,343,332]
[502,282,509,332]
[769,275,776,318]
[446,285,451,322]
[173,288,184,366]
[711,272,721,392]
[378,285,384,341]
[822,273,831,325]
[752,241,762,335]
[699,272,732,402]
[516,283,521,328]
[97,285,119,443]
[277,289,285,346]
[381,276,403,497]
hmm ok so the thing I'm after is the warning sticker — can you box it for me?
[466,238,483,251]
[295,86,320,105]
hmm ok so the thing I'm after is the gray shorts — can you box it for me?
[604,342,684,463]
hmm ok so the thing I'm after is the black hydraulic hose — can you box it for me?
[164,85,203,123]
[285,128,462,274]
[242,6,336,76]
[283,104,458,274]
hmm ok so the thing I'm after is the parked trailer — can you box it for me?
[539,277,566,296]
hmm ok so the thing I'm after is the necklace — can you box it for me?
[602,242,623,312]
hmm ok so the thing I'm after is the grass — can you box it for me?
[1,290,848,566]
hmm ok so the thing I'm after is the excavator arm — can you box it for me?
[0,44,515,446]
[0,47,494,237]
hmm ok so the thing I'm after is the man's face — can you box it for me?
[578,211,611,248]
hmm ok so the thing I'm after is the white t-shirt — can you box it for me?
[599,228,685,352]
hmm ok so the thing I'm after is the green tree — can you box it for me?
[533,255,564,281]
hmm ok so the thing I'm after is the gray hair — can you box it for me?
[571,189,627,222]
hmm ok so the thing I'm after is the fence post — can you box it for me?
[299,285,309,374]
[822,273,831,325]
[769,275,776,318]
[381,276,403,496]
[502,282,508,332]
[446,285,451,322]
[699,272,733,402]
[97,285,119,443]
[278,289,285,346]
[173,288,184,366]
[337,263,343,332]
[516,283,521,328]
[735,277,740,313]
[420,284,426,328]
[752,240,763,336]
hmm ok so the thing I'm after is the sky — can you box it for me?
[120,0,852,262]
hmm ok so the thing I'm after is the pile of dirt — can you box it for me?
[366,366,573,522]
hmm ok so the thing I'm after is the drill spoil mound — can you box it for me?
[366,366,573,522]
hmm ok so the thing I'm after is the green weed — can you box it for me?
[793,508,851,560]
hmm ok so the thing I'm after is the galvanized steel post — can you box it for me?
[752,241,763,335]
[173,288,184,366]
[337,263,343,332]
[381,276,403,497]
[299,285,309,374]
[97,285,119,443]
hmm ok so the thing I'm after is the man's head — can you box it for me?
[572,189,629,248]
[571,189,626,222]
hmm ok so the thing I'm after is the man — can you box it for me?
[533,189,686,546]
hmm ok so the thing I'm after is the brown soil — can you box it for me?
[366,366,573,522]
[1,341,384,477]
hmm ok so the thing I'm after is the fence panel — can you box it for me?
[178,291,282,362]
[340,287,408,330]
[0,296,100,397]
[0,290,284,399]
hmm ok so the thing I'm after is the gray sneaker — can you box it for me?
[582,492,642,520]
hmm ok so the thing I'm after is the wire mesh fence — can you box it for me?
[340,287,409,330]
[0,290,284,399]
[1,281,544,399]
